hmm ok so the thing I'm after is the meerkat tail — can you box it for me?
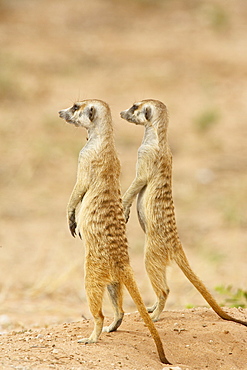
[122,267,171,364]
[174,247,247,326]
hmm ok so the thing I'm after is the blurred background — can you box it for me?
[0,0,246,331]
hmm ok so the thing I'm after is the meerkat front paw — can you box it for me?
[68,210,77,237]
[123,206,130,223]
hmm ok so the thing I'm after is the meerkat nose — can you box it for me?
[120,111,125,118]
[58,110,63,117]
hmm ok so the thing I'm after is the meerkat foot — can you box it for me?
[103,313,124,333]
[150,305,164,322]
[147,302,157,313]
[150,313,160,322]
[103,324,116,333]
[78,337,97,344]
[149,299,166,322]
[78,319,103,344]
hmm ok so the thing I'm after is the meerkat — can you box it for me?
[120,99,247,326]
[58,99,169,364]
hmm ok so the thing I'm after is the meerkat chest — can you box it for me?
[78,138,103,173]
[137,143,159,173]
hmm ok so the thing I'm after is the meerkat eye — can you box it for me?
[72,104,79,112]
[130,104,138,113]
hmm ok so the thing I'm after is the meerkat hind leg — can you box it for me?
[78,280,105,344]
[145,250,170,321]
[103,282,124,333]
[150,295,168,322]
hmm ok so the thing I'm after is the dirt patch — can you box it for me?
[1,308,247,370]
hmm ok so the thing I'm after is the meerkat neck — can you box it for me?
[87,116,113,142]
[143,125,159,146]
[87,127,100,142]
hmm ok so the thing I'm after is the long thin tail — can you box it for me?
[174,247,247,326]
[122,266,171,364]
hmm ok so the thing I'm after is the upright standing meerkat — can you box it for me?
[58,99,169,364]
[120,99,247,326]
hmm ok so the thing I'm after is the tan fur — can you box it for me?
[58,99,169,364]
[120,99,247,326]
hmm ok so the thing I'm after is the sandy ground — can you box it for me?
[0,0,247,369]
[0,308,247,370]
[1,308,247,370]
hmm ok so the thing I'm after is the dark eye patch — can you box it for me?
[130,104,138,113]
[72,104,79,113]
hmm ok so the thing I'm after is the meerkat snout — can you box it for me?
[120,108,138,124]
[58,109,71,121]
[120,110,127,119]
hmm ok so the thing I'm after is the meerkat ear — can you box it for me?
[145,106,152,121]
[89,106,96,121]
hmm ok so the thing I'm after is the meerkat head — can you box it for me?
[59,99,111,130]
[120,99,167,127]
